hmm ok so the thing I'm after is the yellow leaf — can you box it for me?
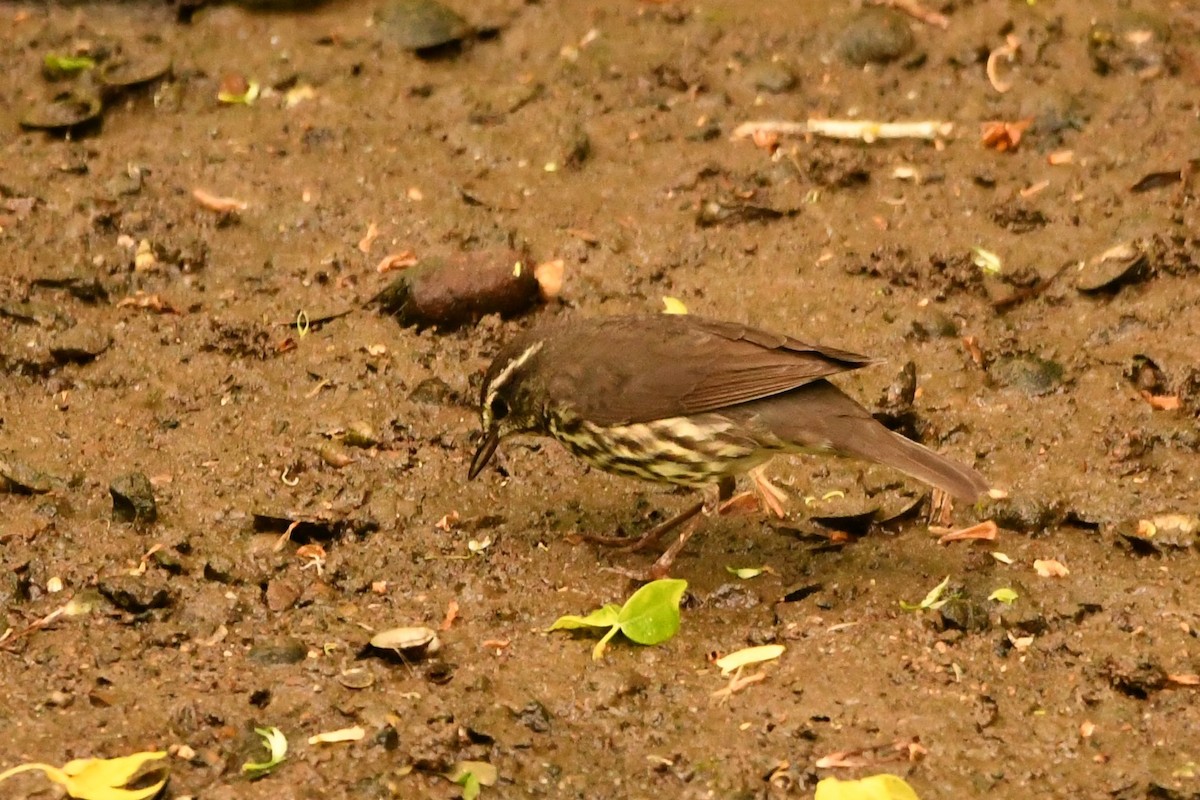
[0,752,168,800]
[815,774,922,800]
[714,645,786,675]
[661,297,688,315]
[308,726,365,745]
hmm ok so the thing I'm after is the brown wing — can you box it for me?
[540,314,877,426]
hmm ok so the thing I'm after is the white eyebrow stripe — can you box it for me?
[483,341,544,411]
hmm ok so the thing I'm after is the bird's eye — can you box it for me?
[489,397,509,420]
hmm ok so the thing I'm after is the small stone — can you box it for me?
[98,574,176,613]
[408,377,456,405]
[989,355,1065,396]
[0,456,59,494]
[110,472,158,523]
[980,495,1065,532]
[203,556,238,584]
[746,63,797,94]
[49,326,112,365]
[248,638,309,665]
[376,0,472,52]
[265,579,301,612]
[937,595,991,633]
[706,583,760,610]
[837,8,915,66]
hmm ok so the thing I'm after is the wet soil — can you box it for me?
[2,1,1199,798]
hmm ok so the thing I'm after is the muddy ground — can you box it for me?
[2,1,1199,798]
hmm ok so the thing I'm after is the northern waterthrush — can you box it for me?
[469,314,989,576]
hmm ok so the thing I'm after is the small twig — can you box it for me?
[986,35,1022,94]
[732,118,953,144]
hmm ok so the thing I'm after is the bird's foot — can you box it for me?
[748,465,789,518]
[577,500,705,553]
[602,517,700,581]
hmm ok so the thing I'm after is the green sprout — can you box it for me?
[899,575,951,612]
[242,726,288,778]
[549,579,687,661]
[44,54,96,76]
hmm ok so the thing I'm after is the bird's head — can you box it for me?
[468,338,547,479]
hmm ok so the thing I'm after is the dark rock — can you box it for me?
[937,595,991,634]
[746,63,797,94]
[1103,657,1167,699]
[837,8,915,66]
[979,495,1065,532]
[248,638,308,665]
[110,472,157,523]
[50,326,112,365]
[0,455,59,494]
[514,700,552,733]
[376,0,472,52]
[98,574,175,613]
[706,582,760,610]
[203,556,239,584]
[989,355,1065,396]
[409,377,456,405]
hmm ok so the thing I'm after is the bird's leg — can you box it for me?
[577,499,705,552]
[715,465,789,518]
[591,478,735,579]
[750,465,789,518]
[601,478,735,579]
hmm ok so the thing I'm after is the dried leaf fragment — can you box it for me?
[308,726,365,745]
[981,118,1033,152]
[714,644,785,675]
[357,222,380,254]
[1141,391,1181,411]
[192,188,248,213]
[376,250,419,273]
[1033,558,1069,578]
[117,292,178,314]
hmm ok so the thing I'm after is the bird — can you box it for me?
[468,313,989,577]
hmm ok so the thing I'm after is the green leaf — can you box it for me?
[44,54,96,75]
[617,579,687,645]
[445,761,496,800]
[899,575,951,612]
[814,774,922,800]
[726,566,764,580]
[548,579,688,660]
[988,587,1019,604]
[242,727,288,777]
[548,604,620,631]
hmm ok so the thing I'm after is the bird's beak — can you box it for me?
[468,428,501,480]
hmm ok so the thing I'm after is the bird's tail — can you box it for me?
[741,380,990,502]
